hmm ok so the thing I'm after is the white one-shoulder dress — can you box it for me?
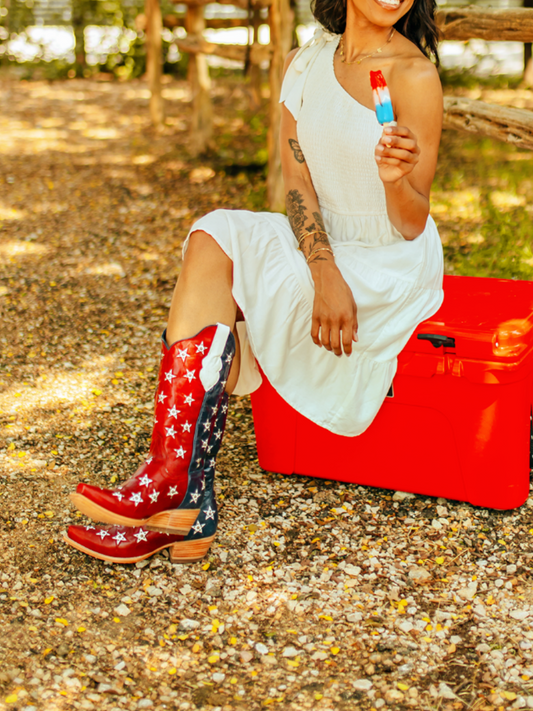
[184,28,444,437]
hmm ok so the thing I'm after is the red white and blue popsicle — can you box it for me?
[370,70,396,126]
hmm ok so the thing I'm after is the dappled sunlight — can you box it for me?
[81,126,121,140]
[161,86,190,102]
[39,118,66,128]
[0,354,135,472]
[131,154,156,165]
[138,251,160,262]
[0,205,26,221]
[124,88,151,101]
[489,191,527,210]
[0,131,93,155]
[430,188,482,222]
[0,240,48,259]
[85,261,125,277]
[72,152,131,166]
[31,201,69,214]
[105,167,137,180]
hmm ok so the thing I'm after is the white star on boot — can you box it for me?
[191,521,205,534]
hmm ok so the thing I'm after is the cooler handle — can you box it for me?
[417,333,456,349]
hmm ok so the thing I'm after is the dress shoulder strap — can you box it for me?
[279,27,338,121]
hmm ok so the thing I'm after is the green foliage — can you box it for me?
[439,68,523,91]
[434,131,533,281]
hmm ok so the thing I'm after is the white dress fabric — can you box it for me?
[184,28,444,437]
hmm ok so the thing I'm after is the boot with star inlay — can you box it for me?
[64,393,231,564]
[70,323,235,534]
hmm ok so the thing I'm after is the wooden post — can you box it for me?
[145,0,164,126]
[267,0,293,212]
[525,0,533,85]
[249,7,262,108]
[186,5,213,156]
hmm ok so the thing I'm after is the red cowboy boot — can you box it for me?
[64,394,230,564]
[70,324,235,534]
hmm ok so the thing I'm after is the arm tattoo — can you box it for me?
[286,189,332,264]
[286,189,310,241]
[288,138,305,164]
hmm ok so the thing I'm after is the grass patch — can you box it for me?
[433,130,533,280]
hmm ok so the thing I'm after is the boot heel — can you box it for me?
[169,534,215,564]
[146,508,200,534]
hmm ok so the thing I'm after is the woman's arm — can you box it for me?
[280,51,331,263]
[375,60,443,240]
[281,51,358,356]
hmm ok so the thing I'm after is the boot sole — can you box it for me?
[63,535,176,564]
[63,533,215,565]
[70,493,199,534]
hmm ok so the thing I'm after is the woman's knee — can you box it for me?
[180,231,232,289]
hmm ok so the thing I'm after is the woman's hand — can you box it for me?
[375,125,420,185]
[309,259,358,356]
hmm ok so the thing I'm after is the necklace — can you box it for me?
[339,27,395,65]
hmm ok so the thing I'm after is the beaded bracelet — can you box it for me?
[306,247,335,264]
[297,229,329,250]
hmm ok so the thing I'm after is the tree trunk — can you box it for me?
[72,0,87,77]
[145,0,164,126]
[186,6,213,156]
[267,0,293,212]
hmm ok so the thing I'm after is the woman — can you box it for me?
[64,0,444,563]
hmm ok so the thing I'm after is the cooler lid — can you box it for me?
[407,275,533,364]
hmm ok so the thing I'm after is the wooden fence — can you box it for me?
[143,5,533,210]
[142,0,292,210]
[437,7,533,151]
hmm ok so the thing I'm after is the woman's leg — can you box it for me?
[167,230,241,393]
[66,229,241,561]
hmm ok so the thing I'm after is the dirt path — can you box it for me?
[1,77,533,711]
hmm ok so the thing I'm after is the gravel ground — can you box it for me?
[2,77,533,711]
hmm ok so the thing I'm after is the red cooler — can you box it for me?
[250,275,533,510]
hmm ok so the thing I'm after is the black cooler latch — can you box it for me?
[417,333,456,349]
